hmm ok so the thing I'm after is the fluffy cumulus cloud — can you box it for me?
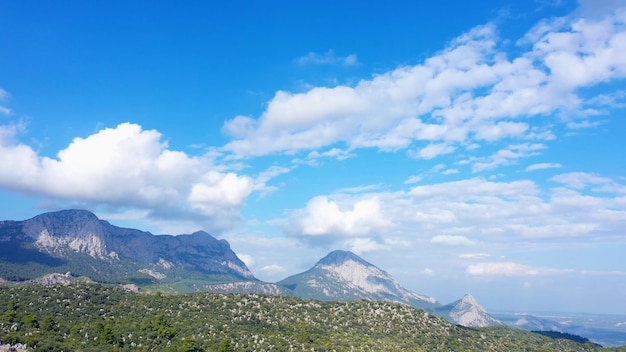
[0,122,255,232]
[222,9,626,160]
[280,175,626,249]
[280,195,389,238]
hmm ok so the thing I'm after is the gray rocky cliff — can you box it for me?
[0,209,255,285]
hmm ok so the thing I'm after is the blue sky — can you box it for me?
[1,0,626,314]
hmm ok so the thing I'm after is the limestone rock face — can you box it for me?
[441,294,502,327]
[278,250,439,309]
[0,209,256,285]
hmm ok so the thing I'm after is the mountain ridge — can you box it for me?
[277,249,438,308]
[0,209,255,287]
[439,293,503,327]
[1,209,499,327]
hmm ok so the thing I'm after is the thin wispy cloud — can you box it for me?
[466,262,575,276]
[295,50,359,66]
[0,88,10,115]
[431,235,476,246]
[526,163,562,171]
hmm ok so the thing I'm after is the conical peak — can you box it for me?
[315,250,370,267]
[461,294,478,304]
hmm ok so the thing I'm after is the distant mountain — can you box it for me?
[274,250,502,327]
[277,250,439,310]
[494,312,626,347]
[513,314,565,332]
[433,294,502,327]
[0,209,255,290]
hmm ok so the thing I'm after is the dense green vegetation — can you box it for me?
[533,330,601,346]
[1,283,625,351]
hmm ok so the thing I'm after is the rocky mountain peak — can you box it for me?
[459,293,479,306]
[21,209,112,259]
[30,208,100,225]
[278,250,438,309]
[315,250,370,267]
[447,294,502,327]
[0,209,256,286]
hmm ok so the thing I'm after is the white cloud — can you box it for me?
[96,209,150,221]
[343,237,390,254]
[471,143,547,172]
[222,11,626,165]
[410,177,539,199]
[467,261,626,277]
[411,143,456,160]
[467,262,574,276]
[526,163,562,171]
[295,50,359,65]
[423,268,435,276]
[237,254,255,268]
[431,234,476,246]
[586,90,626,108]
[567,120,602,129]
[580,270,626,276]
[404,175,423,184]
[528,8,626,91]
[0,88,10,115]
[0,122,254,233]
[474,122,529,141]
[307,148,355,160]
[259,264,287,276]
[280,175,626,250]
[442,168,459,175]
[551,171,615,189]
[576,0,626,19]
[188,171,253,210]
[253,165,291,195]
[336,184,384,194]
[459,253,492,260]
[281,195,389,237]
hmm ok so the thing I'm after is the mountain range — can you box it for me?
[0,209,500,327]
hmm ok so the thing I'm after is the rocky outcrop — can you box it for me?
[0,343,29,352]
[437,294,502,327]
[0,209,256,286]
[27,272,94,286]
[205,281,291,296]
[277,250,438,309]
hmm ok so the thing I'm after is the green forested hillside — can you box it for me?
[1,283,624,352]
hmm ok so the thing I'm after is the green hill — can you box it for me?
[1,283,625,351]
